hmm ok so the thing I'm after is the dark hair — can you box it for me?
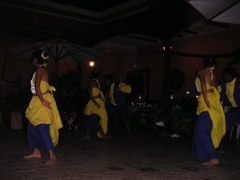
[111,73,117,81]
[68,88,75,93]
[31,50,48,64]
[222,66,237,78]
[204,57,217,68]
[90,69,100,79]
[104,74,113,81]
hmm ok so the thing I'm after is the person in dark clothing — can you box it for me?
[156,91,197,137]
[81,69,107,140]
[62,88,80,130]
[104,73,132,140]
[219,67,240,131]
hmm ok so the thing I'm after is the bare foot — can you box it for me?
[202,159,220,166]
[45,159,57,165]
[24,154,41,159]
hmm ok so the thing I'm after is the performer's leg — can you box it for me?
[81,115,92,139]
[119,106,132,140]
[37,124,54,151]
[192,112,219,165]
[45,150,57,165]
[91,114,106,140]
[24,148,41,159]
[81,114,106,140]
[97,127,106,140]
[106,104,117,129]
[36,124,56,165]
[26,122,41,148]
[24,122,42,159]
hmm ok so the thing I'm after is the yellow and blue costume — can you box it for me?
[26,72,63,150]
[105,82,131,126]
[219,78,240,131]
[108,82,132,106]
[192,69,225,161]
[83,79,108,138]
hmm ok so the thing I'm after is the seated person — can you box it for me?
[62,88,80,130]
[147,101,164,134]
[156,91,197,137]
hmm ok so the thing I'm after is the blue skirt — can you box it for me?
[82,114,101,130]
[27,122,54,151]
[192,111,217,161]
[106,104,127,120]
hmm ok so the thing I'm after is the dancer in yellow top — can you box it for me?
[192,57,225,166]
[81,69,108,140]
[24,50,63,165]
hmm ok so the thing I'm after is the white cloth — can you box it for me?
[30,72,36,94]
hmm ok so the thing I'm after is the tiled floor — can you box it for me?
[1,127,240,180]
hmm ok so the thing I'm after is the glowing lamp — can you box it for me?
[89,61,95,67]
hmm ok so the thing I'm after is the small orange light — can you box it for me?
[89,61,95,67]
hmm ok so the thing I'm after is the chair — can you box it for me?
[229,123,240,140]
[11,112,22,129]
[179,118,192,134]
[136,107,155,128]
[179,115,196,134]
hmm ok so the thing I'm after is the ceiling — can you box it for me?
[0,0,239,47]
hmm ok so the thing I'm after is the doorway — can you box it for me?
[126,69,150,104]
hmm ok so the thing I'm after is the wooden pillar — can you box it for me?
[1,51,8,80]
[162,40,172,111]
[77,61,82,94]
[54,59,59,101]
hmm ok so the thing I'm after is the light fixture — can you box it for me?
[162,40,173,51]
[89,61,95,67]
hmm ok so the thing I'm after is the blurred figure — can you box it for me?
[104,73,132,141]
[62,88,80,130]
[192,57,225,166]
[219,67,240,131]
[156,90,197,137]
[81,69,107,140]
